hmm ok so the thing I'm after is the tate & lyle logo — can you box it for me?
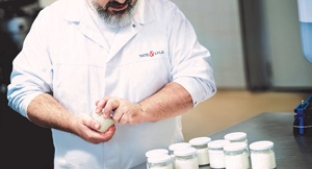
[139,50,165,58]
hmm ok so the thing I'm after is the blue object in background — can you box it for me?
[297,0,312,63]
[293,94,312,136]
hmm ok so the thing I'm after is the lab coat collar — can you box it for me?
[62,0,107,49]
[63,0,155,53]
[134,0,155,25]
[105,0,156,62]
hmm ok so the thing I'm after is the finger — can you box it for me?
[112,108,124,123]
[119,113,128,124]
[103,99,120,118]
[99,125,116,141]
[84,115,102,131]
[88,125,116,144]
[104,125,116,133]
[95,97,110,114]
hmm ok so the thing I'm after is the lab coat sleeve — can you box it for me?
[167,6,216,106]
[7,8,53,118]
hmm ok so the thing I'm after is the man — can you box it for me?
[7,0,216,168]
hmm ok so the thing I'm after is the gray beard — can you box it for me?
[91,0,138,28]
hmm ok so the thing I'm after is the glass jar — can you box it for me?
[224,132,247,143]
[91,111,114,132]
[168,142,192,155]
[189,137,211,166]
[249,141,276,169]
[145,149,169,158]
[224,142,249,169]
[147,154,173,169]
[208,139,230,169]
[174,147,199,169]
[145,149,169,169]
[224,132,249,155]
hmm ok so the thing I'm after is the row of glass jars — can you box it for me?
[146,132,276,169]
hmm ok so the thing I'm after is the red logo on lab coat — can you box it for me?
[149,51,154,57]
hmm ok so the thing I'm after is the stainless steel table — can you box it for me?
[206,112,312,169]
[133,112,312,169]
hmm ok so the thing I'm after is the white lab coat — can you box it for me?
[7,0,216,168]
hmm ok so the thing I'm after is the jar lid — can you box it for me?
[223,142,247,152]
[168,142,191,151]
[208,139,231,149]
[174,147,197,157]
[224,132,247,141]
[249,140,274,151]
[145,149,169,158]
[189,137,211,146]
[147,154,172,164]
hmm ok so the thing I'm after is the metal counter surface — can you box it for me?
[207,112,312,169]
[133,112,312,169]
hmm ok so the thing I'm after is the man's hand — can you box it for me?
[95,97,146,125]
[71,113,116,144]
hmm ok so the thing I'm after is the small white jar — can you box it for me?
[146,149,169,159]
[168,142,192,155]
[207,139,230,169]
[249,141,276,169]
[223,142,250,169]
[224,132,248,143]
[145,149,169,169]
[147,154,174,169]
[92,111,114,132]
[174,147,199,169]
[224,132,249,155]
[189,137,211,166]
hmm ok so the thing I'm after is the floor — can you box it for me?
[181,89,311,141]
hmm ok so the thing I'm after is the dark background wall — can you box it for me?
[0,1,54,168]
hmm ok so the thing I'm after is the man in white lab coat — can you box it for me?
[7,0,216,168]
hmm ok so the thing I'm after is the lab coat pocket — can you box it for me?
[105,56,171,102]
[123,56,171,102]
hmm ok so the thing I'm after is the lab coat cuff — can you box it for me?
[174,78,206,107]
[22,92,43,119]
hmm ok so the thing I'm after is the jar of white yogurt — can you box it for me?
[168,142,192,155]
[145,149,169,158]
[147,154,173,169]
[224,132,249,156]
[92,111,114,132]
[249,140,276,169]
[174,147,199,169]
[208,139,230,168]
[223,142,250,169]
[189,137,211,166]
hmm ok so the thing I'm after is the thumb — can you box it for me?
[85,113,101,131]
[93,121,101,131]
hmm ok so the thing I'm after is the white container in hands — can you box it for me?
[92,111,114,132]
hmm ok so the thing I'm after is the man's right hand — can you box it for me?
[71,114,116,144]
